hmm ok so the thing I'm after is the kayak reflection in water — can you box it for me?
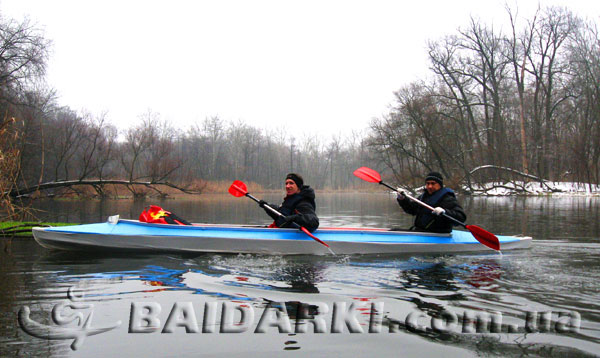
[396,172,466,233]
[259,173,320,232]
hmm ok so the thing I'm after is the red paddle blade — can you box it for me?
[228,180,248,197]
[353,167,382,183]
[300,226,330,248]
[465,225,500,251]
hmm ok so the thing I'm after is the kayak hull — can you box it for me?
[32,219,532,255]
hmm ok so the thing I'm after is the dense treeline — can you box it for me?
[150,115,369,190]
[2,5,600,214]
[368,6,600,190]
[11,106,370,194]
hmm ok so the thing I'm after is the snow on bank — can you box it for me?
[467,181,600,196]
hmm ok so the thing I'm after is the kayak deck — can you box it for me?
[32,219,532,255]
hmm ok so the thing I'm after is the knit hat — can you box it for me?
[286,173,304,188]
[425,172,443,186]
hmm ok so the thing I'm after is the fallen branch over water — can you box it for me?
[469,165,546,182]
[466,165,565,195]
[6,179,203,198]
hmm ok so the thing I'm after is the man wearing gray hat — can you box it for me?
[396,172,466,233]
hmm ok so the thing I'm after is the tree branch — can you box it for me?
[7,179,202,198]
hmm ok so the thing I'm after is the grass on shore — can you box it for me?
[0,221,75,237]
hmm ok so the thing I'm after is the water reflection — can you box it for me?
[4,247,599,357]
[462,259,502,290]
[2,194,600,357]
[271,264,323,294]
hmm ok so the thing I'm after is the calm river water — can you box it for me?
[1,193,599,357]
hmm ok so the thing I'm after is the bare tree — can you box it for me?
[0,16,50,99]
[47,107,85,181]
[203,116,225,180]
[0,115,21,219]
[0,14,50,215]
[566,20,600,187]
[506,5,538,174]
[457,18,512,167]
[119,113,153,183]
[526,7,579,179]
[368,5,599,190]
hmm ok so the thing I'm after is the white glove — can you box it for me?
[432,207,445,216]
[396,189,405,201]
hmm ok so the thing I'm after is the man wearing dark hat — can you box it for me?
[396,172,466,233]
[259,173,319,232]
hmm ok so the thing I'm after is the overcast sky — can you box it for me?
[1,0,598,139]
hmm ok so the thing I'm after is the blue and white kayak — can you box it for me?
[32,217,532,255]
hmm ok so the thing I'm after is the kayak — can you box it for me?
[32,217,532,255]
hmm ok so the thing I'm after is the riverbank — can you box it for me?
[466,181,600,196]
[19,179,383,199]
[11,179,600,201]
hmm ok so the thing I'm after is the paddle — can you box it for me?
[228,180,335,254]
[353,167,500,251]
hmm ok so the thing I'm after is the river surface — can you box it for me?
[1,193,599,357]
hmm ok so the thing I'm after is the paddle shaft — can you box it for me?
[244,192,284,218]
[378,181,467,228]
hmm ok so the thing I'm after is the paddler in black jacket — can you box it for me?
[397,172,466,233]
[259,173,319,232]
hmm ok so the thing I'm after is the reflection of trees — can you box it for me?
[375,260,513,356]
[397,262,465,318]
[400,262,458,291]
[272,262,326,294]
[1,241,68,357]
[257,261,327,321]
[398,260,503,312]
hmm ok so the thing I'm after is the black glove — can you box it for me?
[396,190,406,202]
[277,214,298,227]
[282,214,298,224]
[259,200,268,208]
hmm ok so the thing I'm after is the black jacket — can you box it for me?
[397,188,466,233]
[263,185,319,232]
